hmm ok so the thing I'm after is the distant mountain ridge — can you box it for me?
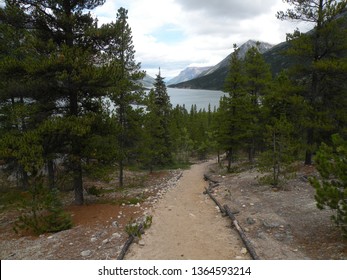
[140,74,156,89]
[167,66,212,85]
[168,40,275,90]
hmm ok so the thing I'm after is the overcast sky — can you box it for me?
[94,0,312,78]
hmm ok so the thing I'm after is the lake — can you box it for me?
[167,88,225,111]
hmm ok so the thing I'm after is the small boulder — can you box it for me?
[81,250,92,257]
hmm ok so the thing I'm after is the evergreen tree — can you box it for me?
[101,8,145,187]
[218,45,252,170]
[259,72,306,186]
[277,0,347,164]
[243,44,273,162]
[143,70,173,170]
[0,0,117,205]
[310,134,347,236]
[0,2,44,188]
[170,105,192,163]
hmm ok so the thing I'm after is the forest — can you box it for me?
[0,0,346,237]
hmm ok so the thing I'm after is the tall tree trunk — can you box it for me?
[73,157,84,205]
[119,159,124,187]
[227,148,233,172]
[19,165,29,190]
[305,128,314,165]
[47,159,55,189]
[304,0,323,166]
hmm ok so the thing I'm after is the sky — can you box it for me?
[13,0,313,79]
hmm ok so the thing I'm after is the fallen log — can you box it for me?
[224,205,260,260]
[117,235,134,260]
[209,181,220,189]
[117,223,144,260]
[203,174,219,184]
[204,187,225,215]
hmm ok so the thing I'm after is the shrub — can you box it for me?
[310,134,347,237]
[14,183,72,235]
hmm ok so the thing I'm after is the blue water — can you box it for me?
[167,88,225,111]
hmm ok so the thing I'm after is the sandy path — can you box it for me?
[126,160,248,260]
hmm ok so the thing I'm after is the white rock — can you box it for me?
[81,250,91,257]
[102,239,109,244]
[90,237,97,242]
[241,248,248,255]
[112,233,121,238]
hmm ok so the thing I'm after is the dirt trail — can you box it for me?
[126,160,248,260]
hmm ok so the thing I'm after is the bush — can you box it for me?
[310,134,347,237]
[14,183,72,235]
[125,215,152,238]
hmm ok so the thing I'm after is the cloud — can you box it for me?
[93,0,312,78]
[175,0,278,19]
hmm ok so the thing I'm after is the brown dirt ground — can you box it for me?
[0,169,181,260]
[0,159,346,260]
[126,159,249,260]
[204,160,347,260]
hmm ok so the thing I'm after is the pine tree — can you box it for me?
[310,134,347,236]
[102,8,145,187]
[243,44,273,163]
[219,44,252,171]
[170,105,192,163]
[277,0,347,164]
[143,69,173,170]
[0,0,117,205]
[259,72,305,186]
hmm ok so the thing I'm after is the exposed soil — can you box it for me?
[126,160,248,260]
[0,159,346,260]
[202,161,347,260]
[0,169,182,260]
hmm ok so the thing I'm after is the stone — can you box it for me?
[102,239,109,244]
[246,217,256,225]
[138,240,145,246]
[90,237,97,242]
[81,250,91,257]
[241,248,248,255]
[263,220,280,229]
[112,221,119,228]
[112,233,121,239]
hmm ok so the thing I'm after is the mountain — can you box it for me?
[199,40,274,77]
[168,40,274,90]
[140,74,156,89]
[167,66,212,85]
